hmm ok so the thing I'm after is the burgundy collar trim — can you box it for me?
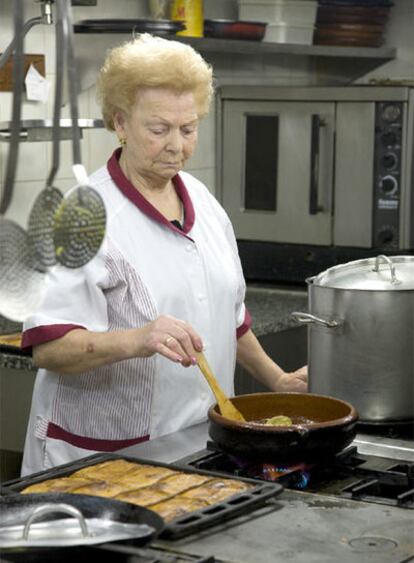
[107,148,195,239]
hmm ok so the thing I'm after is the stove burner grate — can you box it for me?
[184,442,414,509]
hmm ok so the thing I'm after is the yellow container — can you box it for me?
[170,0,204,38]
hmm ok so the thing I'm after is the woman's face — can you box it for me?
[114,88,199,183]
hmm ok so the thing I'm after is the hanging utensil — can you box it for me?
[0,2,53,72]
[196,352,246,422]
[0,218,46,322]
[0,0,46,322]
[27,0,66,269]
[52,0,106,269]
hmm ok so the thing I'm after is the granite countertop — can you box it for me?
[0,284,308,371]
[245,284,308,337]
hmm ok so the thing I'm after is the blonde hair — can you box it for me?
[96,34,214,130]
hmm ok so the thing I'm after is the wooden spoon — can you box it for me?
[196,352,245,422]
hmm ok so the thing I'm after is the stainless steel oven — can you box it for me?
[217,86,414,282]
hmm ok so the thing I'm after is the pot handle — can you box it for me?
[373,254,400,285]
[291,312,342,328]
[23,503,90,540]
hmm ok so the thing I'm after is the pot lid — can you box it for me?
[311,254,414,290]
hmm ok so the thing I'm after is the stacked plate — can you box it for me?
[203,19,267,41]
[314,0,394,47]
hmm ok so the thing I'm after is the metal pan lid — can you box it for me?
[310,255,414,291]
[0,493,164,549]
[0,504,155,548]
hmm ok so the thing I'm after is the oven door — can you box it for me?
[221,100,335,245]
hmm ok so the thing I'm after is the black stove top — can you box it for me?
[180,442,414,510]
[356,420,414,441]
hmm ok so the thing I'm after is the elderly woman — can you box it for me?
[21,34,307,475]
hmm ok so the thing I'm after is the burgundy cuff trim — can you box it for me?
[107,148,195,239]
[21,324,86,353]
[46,422,150,452]
[236,307,252,339]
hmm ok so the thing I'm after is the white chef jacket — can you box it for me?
[20,149,251,475]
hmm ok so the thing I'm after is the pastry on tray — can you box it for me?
[71,459,143,480]
[70,480,126,498]
[153,472,213,495]
[149,496,209,521]
[20,458,253,521]
[21,476,96,494]
[115,465,177,488]
[115,486,169,506]
[182,478,253,504]
[0,333,22,348]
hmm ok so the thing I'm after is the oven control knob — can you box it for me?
[381,131,398,147]
[381,152,398,170]
[380,175,398,195]
[381,104,401,123]
[378,228,395,245]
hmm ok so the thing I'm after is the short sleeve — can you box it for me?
[21,247,109,351]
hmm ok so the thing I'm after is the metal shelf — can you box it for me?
[175,36,396,59]
[73,32,396,91]
[0,119,104,142]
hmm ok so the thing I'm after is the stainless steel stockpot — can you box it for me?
[292,255,414,423]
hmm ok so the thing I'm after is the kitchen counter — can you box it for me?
[245,283,307,337]
[0,284,308,371]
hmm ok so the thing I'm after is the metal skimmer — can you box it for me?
[53,0,106,269]
[0,218,46,322]
[27,0,66,268]
[53,186,107,268]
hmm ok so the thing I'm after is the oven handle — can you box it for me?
[309,114,325,215]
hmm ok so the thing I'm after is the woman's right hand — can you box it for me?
[135,315,203,366]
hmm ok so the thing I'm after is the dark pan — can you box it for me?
[0,492,164,561]
[74,18,185,34]
[208,392,358,462]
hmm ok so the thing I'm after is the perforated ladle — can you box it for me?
[196,352,245,422]
[52,0,106,269]
[27,0,66,268]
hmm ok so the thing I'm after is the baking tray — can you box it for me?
[2,453,283,540]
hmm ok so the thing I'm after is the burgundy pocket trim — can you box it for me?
[46,422,149,452]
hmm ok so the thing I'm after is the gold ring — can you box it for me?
[165,336,174,346]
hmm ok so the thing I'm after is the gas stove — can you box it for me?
[2,424,413,563]
[104,423,414,563]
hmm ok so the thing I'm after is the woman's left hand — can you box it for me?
[274,366,308,393]
[237,330,308,393]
